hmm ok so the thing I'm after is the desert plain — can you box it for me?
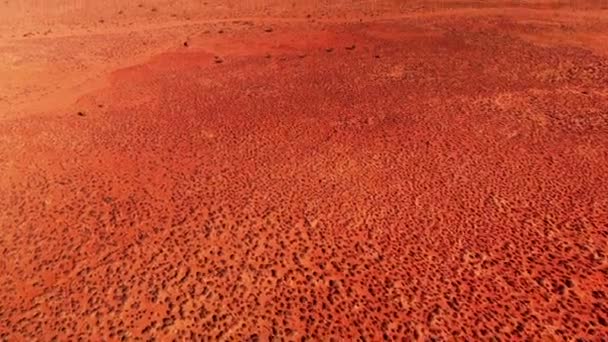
[1,0,608,340]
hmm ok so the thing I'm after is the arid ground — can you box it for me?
[1,0,608,340]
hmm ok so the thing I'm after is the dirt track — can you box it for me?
[1,1,608,340]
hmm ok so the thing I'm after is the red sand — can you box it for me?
[1,1,608,340]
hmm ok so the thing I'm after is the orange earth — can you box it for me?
[1,0,608,340]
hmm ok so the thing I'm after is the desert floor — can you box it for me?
[1,0,608,340]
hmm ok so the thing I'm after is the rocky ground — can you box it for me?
[1,1,607,340]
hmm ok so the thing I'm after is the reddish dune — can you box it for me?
[1,1,608,340]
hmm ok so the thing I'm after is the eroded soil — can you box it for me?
[1,1,608,340]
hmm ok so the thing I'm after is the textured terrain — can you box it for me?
[1,1,608,340]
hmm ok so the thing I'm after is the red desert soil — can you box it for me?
[1,0,608,340]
